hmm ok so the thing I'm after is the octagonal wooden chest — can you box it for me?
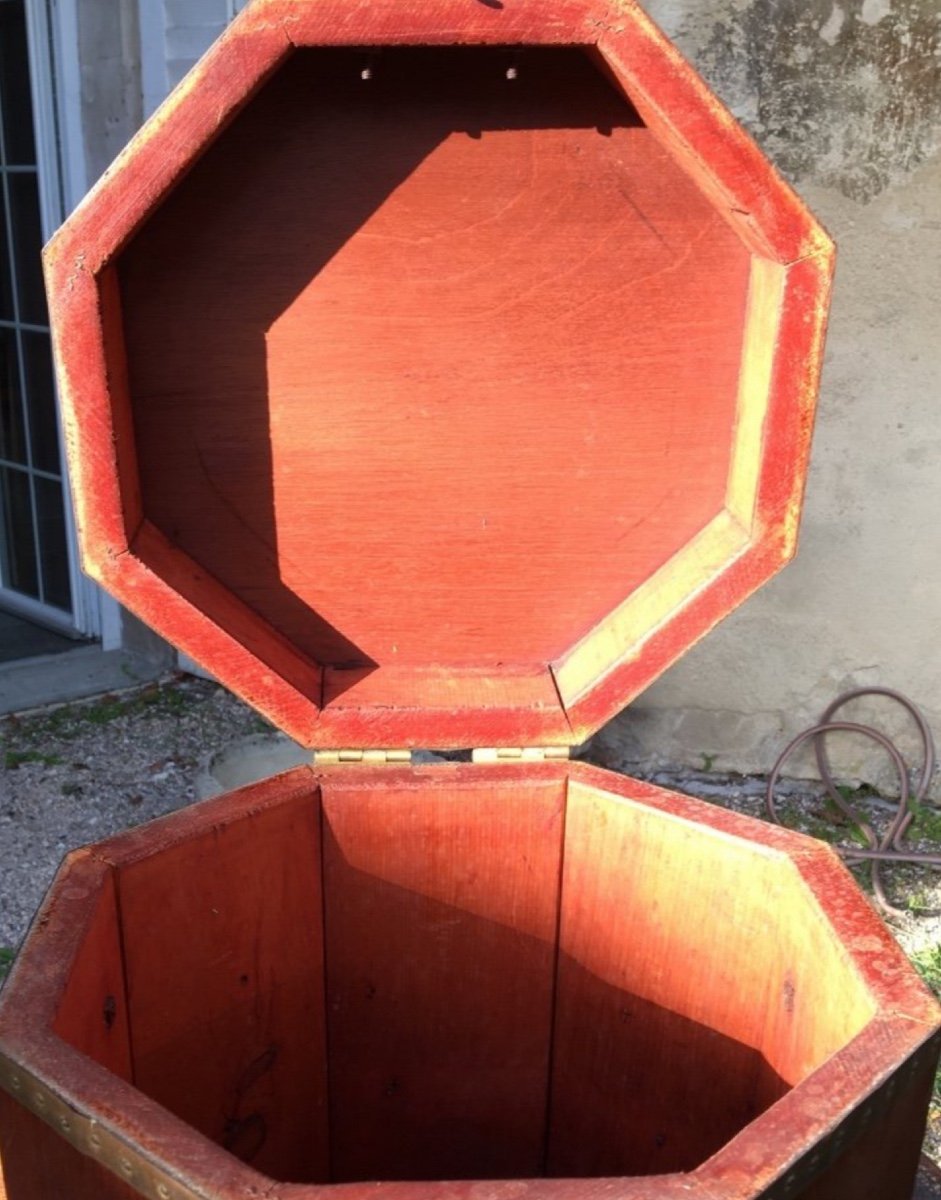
[1,2,938,1199]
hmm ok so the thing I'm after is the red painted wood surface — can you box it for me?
[548,778,877,1177]
[320,772,565,1181]
[45,1,834,749]
[118,46,748,673]
[0,1102,141,1200]
[50,868,133,1085]
[115,788,328,1183]
[1,764,937,1200]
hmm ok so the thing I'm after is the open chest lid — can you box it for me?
[46,0,833,752]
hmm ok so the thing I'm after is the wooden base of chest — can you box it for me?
[0,762,938,1200]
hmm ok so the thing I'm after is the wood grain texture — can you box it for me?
[44,260,133,565]
[119,46,747,671]
[46,2,833,746]
[790,1044,937,1200]
[1,762,939,1200]
[50,868,133,1084]
[697,1015,941,1199]
[560,247,833,730]
[0,860,135,1200]
[595,13,831,264]
[114,787,328,1184]
[272,0,614,48]
[320,771,566,1182]
[0,1100,141,1200]
[548,779,867,1177]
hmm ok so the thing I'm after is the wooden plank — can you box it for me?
[320,771,565,1182]
[115,787,328,1185]
[129,520,323,708]
[118,45,748,681]
[0,1098,140,1200]
[46,260,133,565]
[782,1046,936,1200]
[286,1177,717,1200]
[0,854,140,1200]
[563,250,833,741]
[697,1016,941,1200]
[50,867,133,1084]
[317,662,573,750]
[275,0,612,47]
[595,14,831,265]
[47,3,832,749]
[548,778,875,1178]
[553,509,751,707]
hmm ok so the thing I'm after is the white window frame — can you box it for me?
[16,0,250,645]
[20,0,106,638]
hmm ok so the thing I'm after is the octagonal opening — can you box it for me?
[52,770,876,1187]
[109,44,754,714]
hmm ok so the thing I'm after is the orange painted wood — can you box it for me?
[0,762,938,1200]
[562,251,835,738]
[46,260,134,562]
[129,519,324,703]
[45,2,834,747]
[274,0,617,48]
[595,13,830,264]
[794,1047,936,1200]
[320,772,566,1181]
[50,867,132,1085]
[0,1100,141,1200]
[548,779,873,1176]
[118,46,747,670]
[0,852,144,1200]
[113,787,328,1184]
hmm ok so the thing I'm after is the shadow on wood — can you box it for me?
[116,46,747,699]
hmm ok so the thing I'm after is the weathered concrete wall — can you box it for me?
[76,0,142,183]
[164,0,233,90]
[595,1,941,791]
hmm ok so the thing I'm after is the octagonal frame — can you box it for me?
[45,0,835,748]
[0,763,937,1200]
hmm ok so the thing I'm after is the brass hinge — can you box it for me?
[471,747,571,763]
[314,748,571,765]
[313,749,412,765]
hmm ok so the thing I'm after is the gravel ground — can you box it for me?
[0,675,266,951]
[0,673,939,1169]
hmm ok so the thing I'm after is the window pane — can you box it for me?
[0,183,13,320]
[22,329,58,472]
[8,171,47,324]
[0,463,38,597]
[35,474,70,609]
[0,324,25,464]
[0,1,37,166]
